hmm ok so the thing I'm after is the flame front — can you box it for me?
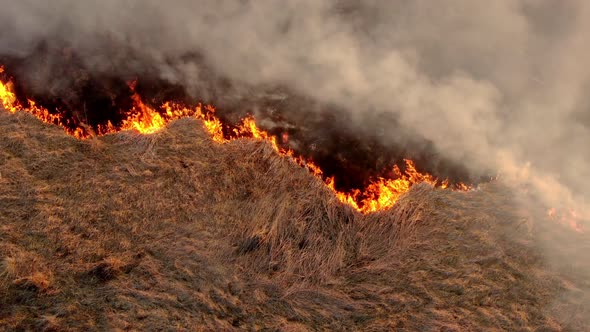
[0,70,470,213]
[547,208,585,233]
[123,92,167,134]
[0,68,18,113]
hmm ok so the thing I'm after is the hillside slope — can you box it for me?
[0,111,588,331]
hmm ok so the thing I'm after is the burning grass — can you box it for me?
[0,110,589,330]
[0,69,471,214]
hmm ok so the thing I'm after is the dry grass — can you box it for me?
[0,111,588,331]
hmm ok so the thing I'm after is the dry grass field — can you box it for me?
[1,110,589,331]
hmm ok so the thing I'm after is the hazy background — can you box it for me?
[0,1,588,219]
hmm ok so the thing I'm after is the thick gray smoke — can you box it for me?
[1,0,589,324]
[1,0,588,217]
[1,0,589,242]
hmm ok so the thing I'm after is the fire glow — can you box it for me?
[0,66,470,213]
[547,208,585,233]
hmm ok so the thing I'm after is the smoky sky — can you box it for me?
[0,0,589,216]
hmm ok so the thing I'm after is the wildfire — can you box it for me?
[354,161,443,213]
[0,68,18,114]
[123,92,167,134]
[547,208,585,233]
[0,70,470,213]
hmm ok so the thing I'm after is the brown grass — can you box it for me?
[0,110,588,331]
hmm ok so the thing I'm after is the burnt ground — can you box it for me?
[0,110,589,331]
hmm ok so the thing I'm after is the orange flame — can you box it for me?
[0,71,471,213]
[122,92,167,134]
[0,68,19,114]
[547,208,585,233]
[359,161,436,213]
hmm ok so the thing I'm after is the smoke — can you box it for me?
[0,0,589,317]
[0,0,589,325]
[0,0,587,209]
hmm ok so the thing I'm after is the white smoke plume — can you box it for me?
[2,0,588,215]
[1,0,589,258]
[2,0,590,325]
